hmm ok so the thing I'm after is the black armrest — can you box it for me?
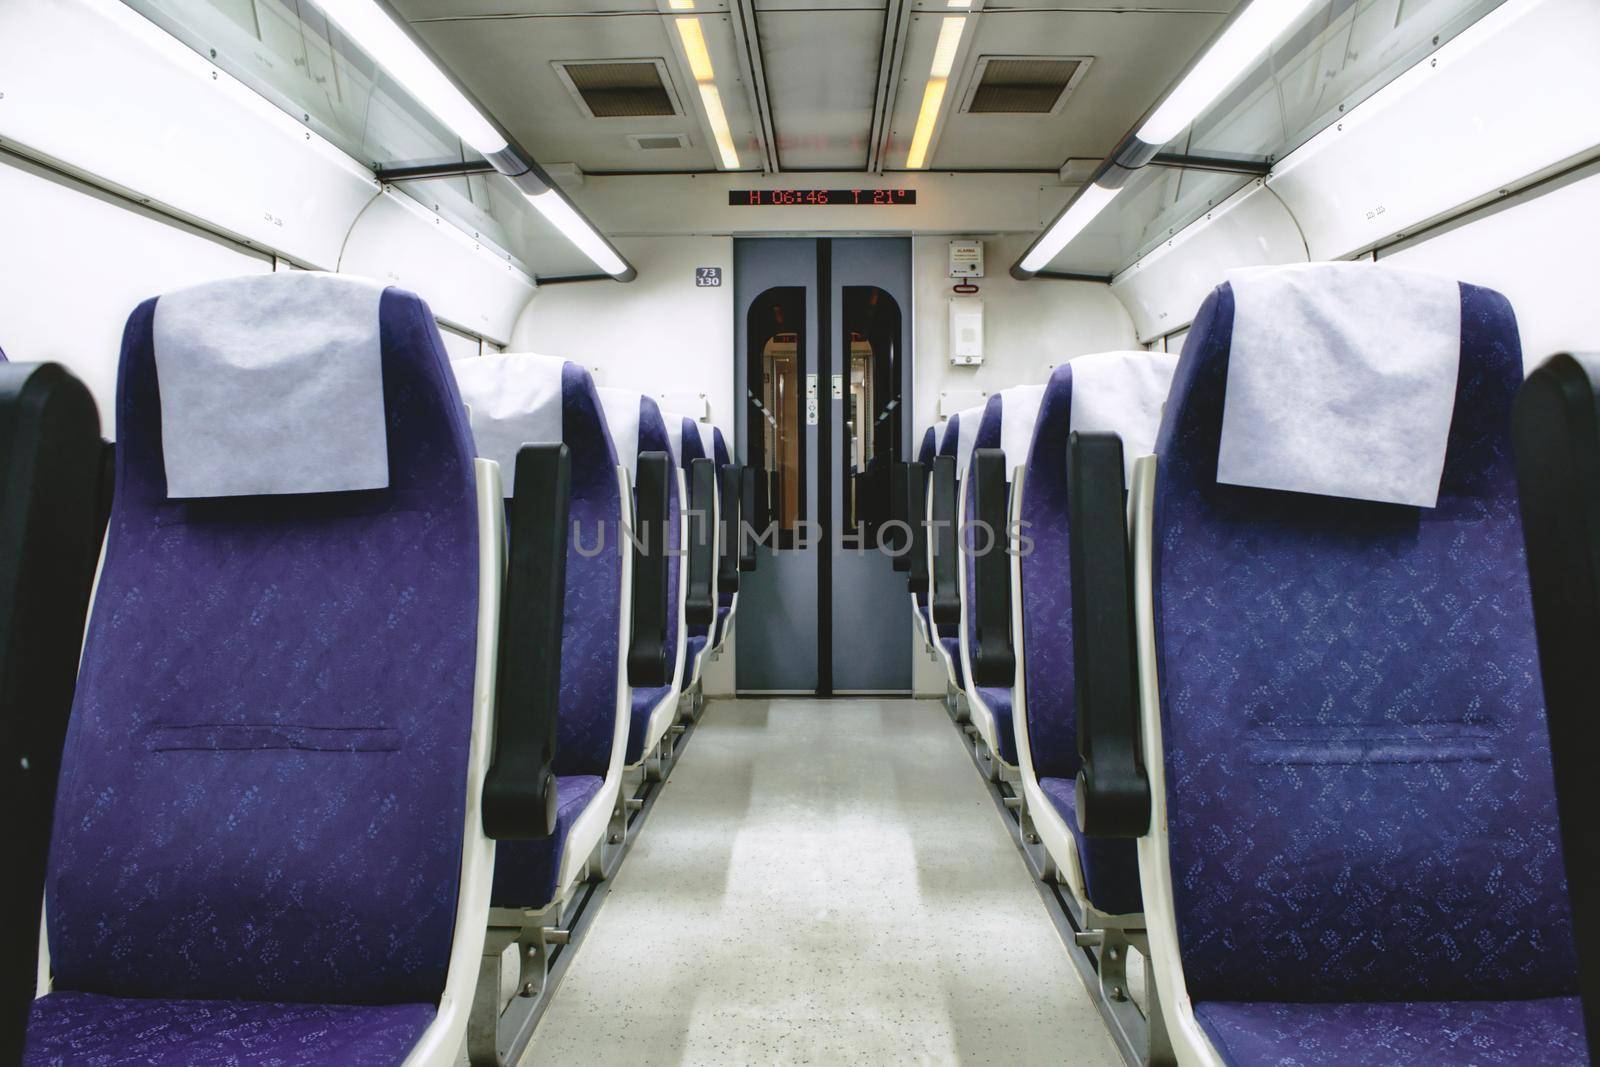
[718,463,741,594]
[739,466,758,572]
[970,448,1016,687]
[930,455,959,626]
[627,451,671,688]
[907,463,929,595]
[1513,353,1600,1044]
[1068,432,1149,838]
[686,457,716,627]
[483,444,568,841]
[888,461,911,572]
[0,364,105,1065]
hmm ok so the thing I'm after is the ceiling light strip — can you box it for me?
[676,16,741,170]
[313,0,635,279]
[1136,0,1321,147]
[905,15,966,169]
[1011,0,1315,277]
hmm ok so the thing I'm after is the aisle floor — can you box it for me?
[524,697,1124,1066]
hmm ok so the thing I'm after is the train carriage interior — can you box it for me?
[4,0,1600,1063]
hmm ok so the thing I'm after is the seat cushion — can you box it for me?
[1194,996,1586,1066]
[1039,777,1141,916]
[490,774,604,909]
[939,637,964,689]
[25,991,435,1066]
[626,686,673,763]
[681,635,707,691]
[975,685,1017,764]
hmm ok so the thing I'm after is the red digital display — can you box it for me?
[729,189,917,206]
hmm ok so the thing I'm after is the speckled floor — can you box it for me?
[522,697,1124,1066]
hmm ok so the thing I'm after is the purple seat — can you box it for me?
[452,355,627,912]
[911,424,939,632]
[678,416,716,648]
[929,410,971,685]
[1193,996,1585,1066]
[32,276,485,1063]
[1146,265,1583,1062]
[1015,353,1174,917]
[26,991,437,1067]
[959,387,1043,765]
[599,389,684,766]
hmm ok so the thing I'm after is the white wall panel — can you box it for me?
[1378,166,1600,370]
[0,154,272,437]
[1267,0,1600,261]
[0,0,379,269]
[912,233,1138,430]
[513,237,736,425]
[1110,181,1306,342]
[339,190,536,346]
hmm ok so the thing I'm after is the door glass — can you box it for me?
[841,286,902,547]
[746,287,807,549]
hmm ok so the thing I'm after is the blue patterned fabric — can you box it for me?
[552,362,623,779]
[960,396,998,681]
[492,362,622,909]
[626,687,672,764]
[917,426,935,467]
[44,288,477,1007]
[1039,778,1141,916]
[623,395,680,766]
[1019,366,1078,779]
[1153,281,1579,1005]
[712,426,730,468]
[678,418,713,644]
[1018,363,1143,916]
[1194,997,1585,1066]
[25,991,435,1066]
[490,774,603,910]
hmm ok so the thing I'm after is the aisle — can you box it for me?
[523,698,1123,1065]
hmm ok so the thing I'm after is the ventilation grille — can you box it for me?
[628,133,690,150]
[963,57,1089,115]
[556,60,679,118]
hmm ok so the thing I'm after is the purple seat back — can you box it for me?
[46,283,479,1006]
[961,395,1005,678]
[680,417,707,466]
[639,397,682,675]
[1019,368,1080,780]
[1020,355,1174,778]
[1153,275,1577,1003]
[712,426,730,468]
[916,425,936,467]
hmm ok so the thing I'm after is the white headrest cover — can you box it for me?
[696,420,716,460]
[1067,350,1179,484]
[998,385,1046,476]
[931,420,947,454]
[597,387,643,483]
[1216,262,1460,508]
[954,404,986,477]
[153,272,387,498]
[451,353,565,497]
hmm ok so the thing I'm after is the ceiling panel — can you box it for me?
[757,10,885,169]
[395,0,718,17]
[885,7,1231,171]
[403,10,762,173]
